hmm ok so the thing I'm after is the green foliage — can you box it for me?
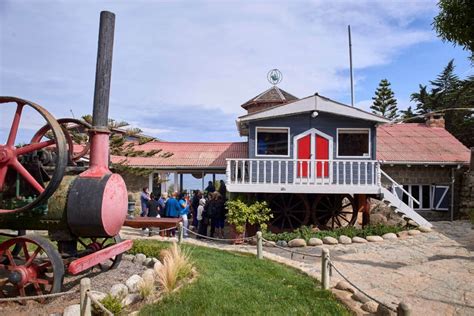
[225,199,273,233]
[262,224,407,242]
[371,79,399,120]
[433,0,474,62]
[100,293,123,315]
[137,241,349,316]
[399,106,416,121]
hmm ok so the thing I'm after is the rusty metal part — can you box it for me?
[312,194,358,229]
[0,96,68,215]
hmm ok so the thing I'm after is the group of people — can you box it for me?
[139,180,227,238]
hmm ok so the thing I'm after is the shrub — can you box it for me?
[138,277,155,300]
[100,294,123,315]
[155,243,193,293]
[226,199,273,233]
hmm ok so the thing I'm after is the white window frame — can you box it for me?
[336,128,371,159]
[431,185,450,211]
[396,184,450,211]
[255,126,290,158]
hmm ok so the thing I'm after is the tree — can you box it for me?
[371,79,399,120]
[433,0,474,62]
[400,106,416,121]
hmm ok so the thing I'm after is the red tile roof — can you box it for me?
[111,141,248,169]
[377,124,470,164]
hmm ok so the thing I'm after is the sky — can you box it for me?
[1,0,472,145]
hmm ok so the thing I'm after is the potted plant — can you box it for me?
[226,199,272,244]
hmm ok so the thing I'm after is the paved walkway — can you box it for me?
[120,221,474,316]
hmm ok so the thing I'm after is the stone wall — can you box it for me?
[459,171,474,219]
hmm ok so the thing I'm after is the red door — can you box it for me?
[315,135,329,178]
[297,134,310,177]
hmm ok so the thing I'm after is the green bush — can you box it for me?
[100,293,123,315]
[226,199,273,233]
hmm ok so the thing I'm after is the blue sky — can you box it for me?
[1,0,472,144]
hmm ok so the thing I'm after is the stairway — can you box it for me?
[380,187,432,228]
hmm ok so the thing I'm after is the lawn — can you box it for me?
[130,240,350,316]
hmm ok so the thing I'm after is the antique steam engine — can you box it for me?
[0,11,132,299]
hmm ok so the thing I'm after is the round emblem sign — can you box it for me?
[267,69,282,85]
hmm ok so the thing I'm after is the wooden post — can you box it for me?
[397,302,412,316]
[178,222,183,244]
[256,231,263,259]
[321,248,330,290]
[80,278,91,316]
[470,147,474,171]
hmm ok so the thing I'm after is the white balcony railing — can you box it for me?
[226,159,380,187]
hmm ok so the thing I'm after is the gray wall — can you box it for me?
[248,112,377,160]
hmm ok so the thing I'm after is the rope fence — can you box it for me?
[182,226,255,242]
[0,289,77,302]
[262,237,322,258]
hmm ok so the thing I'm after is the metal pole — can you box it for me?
[256,231,263,259]
[450,168,455,221]
[80,278,92,316]
[321,248,330,290]
[178,222,183,244]
[92,11,115,128]
[397,302,412,316]
[348,25,354,107]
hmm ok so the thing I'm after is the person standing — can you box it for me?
[178,192,189,238]
[218,180,227,199]
[157,192,168,217]
[196,197,207,239]
[140,187,151,217]
[191,190,201,229]
[205,181,215,193]
[164,192,181,218]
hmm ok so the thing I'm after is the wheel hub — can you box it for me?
[0,145,15,164]
[7,265,36,287]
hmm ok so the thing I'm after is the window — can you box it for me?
[395,184,449,211]
[256,127,289,156]
[337,129,370,157]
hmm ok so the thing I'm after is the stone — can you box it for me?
[335,280,356,293]
[144,257,153,267]
[408,229,421,236]
[151,257,159,264]
[89,290,107,302]
[376,304,392,316]
[307,237,323,246]
[122,293,142,306]
[123,254,135,261]
[366,235,384,242]
[361,300,379,313]
[63,304,80,316]
[133,253,146,264]
[352,292,370,304]
[125,274,143,293]
[288,238,306,247]
[142,269,156,284]
[311,226,320,232]
[264,240,276,247]
[381,233,397,240]
[338,235,352,244]
[369,213,388,225]
[110,283,128,298]
[322,236,338,245]
[154,260,164,273]
[276,240,288,247]
[397,231,410,239]
[418,226,432,233]
[352,236,368,243]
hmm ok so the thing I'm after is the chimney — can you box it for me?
[425,113,445,128]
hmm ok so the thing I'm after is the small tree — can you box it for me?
[371,79,399,120]
[225,199,273,234]
[399,106,416,121]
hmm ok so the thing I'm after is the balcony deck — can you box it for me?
[226,159,382,195]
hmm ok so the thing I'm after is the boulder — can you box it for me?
[369,213,388,225]
[322,236,338,245]
[264,241,276,247]
[63,304,80,316]
[361,301,379,313]
[366,235,384,242]
[276,240,288,247]
[288,238,306,247]
[143,258,153,267]
[335,280,355,293]
[352,292,370,304]
[142,269,155,284]
[352,236,368,243]
[133,253,146,264]
[307,237,323,246]
[125,274,143,293]
[151,257,159,264]
[89,290,107,302]
[408,229,421,236]
[376,304,392,316]
[397,231,410,239]
[418,226,432,233]
[123,254,135,261]
[154,261,164,274]
[122,293,142,306]
[338,235,352,244]
[110,283,128,298]
[381,233,397,240]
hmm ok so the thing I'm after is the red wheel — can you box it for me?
[0,235,64,301]
[0,97,67,214]
[312,194,357,230]
[77,235,122,272]
[267,194,310,232]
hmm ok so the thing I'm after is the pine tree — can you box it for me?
[400,106,416,121]
[371,79,399,120]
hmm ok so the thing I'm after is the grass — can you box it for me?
[130,240,349,316]
[263,224,409,242]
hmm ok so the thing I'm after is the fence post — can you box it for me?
[321,248,330,290]
[80,277,91,316]
[256,231,263,259]
[178,222,183,244]
[397,302,411,316]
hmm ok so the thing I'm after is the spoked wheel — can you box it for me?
[77,235,122,272]
[267,194,310,232]
[0,97,68,214]
[0,235,64,301]
[312,194,357,230]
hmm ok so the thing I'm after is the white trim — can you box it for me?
[227,183,380,194]
[432,185,450,211]
[336,128,371,159]
[255,126,290,158]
